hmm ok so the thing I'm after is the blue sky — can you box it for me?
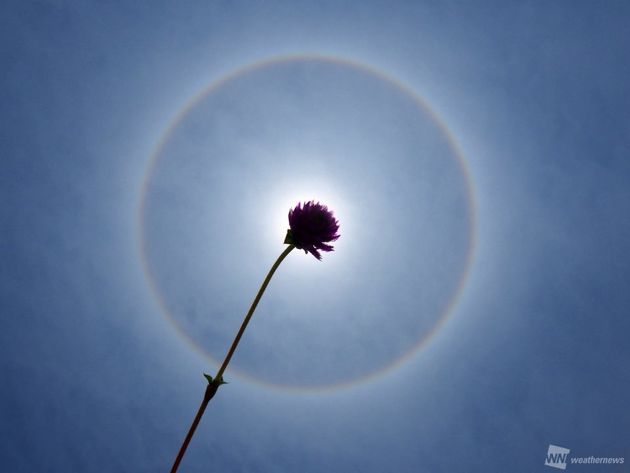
[2,2,629,472]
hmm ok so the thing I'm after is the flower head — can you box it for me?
[284,201,340,260]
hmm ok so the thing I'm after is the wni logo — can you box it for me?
[545,445,571,470]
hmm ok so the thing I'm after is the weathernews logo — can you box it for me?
[545,444,625,470]
[545,445,570,470]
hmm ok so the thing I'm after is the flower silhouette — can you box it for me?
[171,200,340,472]
[285,201,340,260]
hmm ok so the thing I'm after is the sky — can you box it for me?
[2,2,629,472]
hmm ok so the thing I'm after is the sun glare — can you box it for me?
[263,178,351,266]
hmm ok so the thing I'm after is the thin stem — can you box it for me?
[169,383,218,473]
[169,244,295,473]
[215,244,294,381]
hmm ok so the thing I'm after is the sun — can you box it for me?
[263,176,351,267]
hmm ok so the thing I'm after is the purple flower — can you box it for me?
[284,201,340,260]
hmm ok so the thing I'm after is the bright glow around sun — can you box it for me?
[263,176,352,268]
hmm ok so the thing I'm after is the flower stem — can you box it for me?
[169,244,295,473]
[214,244,295,382]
